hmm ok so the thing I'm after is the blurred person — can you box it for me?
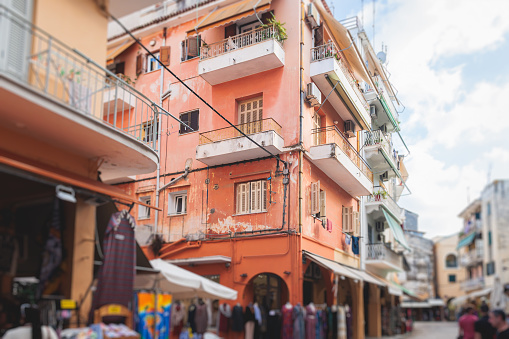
[3,305,57,339]
[459,305,479,339]
[475,304,496,339]
[489,310,509,339]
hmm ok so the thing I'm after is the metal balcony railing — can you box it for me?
[364,129,399,167]
[0,6,168,151]
[461,277,485,291]
[200,25,283,61]
[366,243,401,267]
[367,186,402,217]
[310,42,369,114]
[311,126,373,182]
[198,118,282,145]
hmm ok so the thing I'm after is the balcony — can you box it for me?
[460,250,484,267]
[309,126,373,196]
[363,76,400,132]
[365,185,402,223]
[461,277,485,292]
[196,118,284,166]
[365,243,404,273]
[198,26,285,85]
[310,43,371,130]
[0,7,159,181]
[363,130,400,178]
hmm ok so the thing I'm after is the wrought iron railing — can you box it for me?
[367,186,402,217]
[364,130,399,167]
[311,126,373,182]
[366,243,402,267]
[310,42,369,114]
[198,118,282,145]
[0,5,165,151]
[200,25,282,60]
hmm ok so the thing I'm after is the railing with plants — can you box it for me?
[311,42,369,114]
[198,118,282,145]
[200,24,285,60]
[366,243,402,267]
[0,5,166,150]
[364,130,399,168]
[367,186,402,217]
[311,126,373,182]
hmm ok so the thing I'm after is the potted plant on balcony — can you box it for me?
[373,190,387,201]
[261,14,288,43]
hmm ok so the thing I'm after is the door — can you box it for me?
[313,114,322,145]
[238,97,263,135]
[240,22,261,46]
[0,0,33,79]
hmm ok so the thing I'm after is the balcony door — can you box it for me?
[313,114,322,145]
[240,22,261,46]
[238,97,263,135]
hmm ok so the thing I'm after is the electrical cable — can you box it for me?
[109,13,286,167]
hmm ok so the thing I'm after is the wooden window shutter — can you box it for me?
[225,24,237,38]
[311,181,320,215]
[262,180,267,211]
[343,206,352,232]
[352,211,360,236]
[181,40,186,61]
[314,24,324,47]
[136,54,144,75]
[160,46,171,66]
[250,181,258,212]
[237,183,249,214]
[319,190,326,218]
[187,36,199,58]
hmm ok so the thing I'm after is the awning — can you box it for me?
[382,209,411,251]
[166,255,232,266]
[471,287,492,299]
[188,0,271,35]
[303,251,361,281]
[0,149,160,210]
[107,40,135,65]
[135,259,238,300]
[428,298,446,307]
[351,269,386,287]
[313,1,374,87]
[457,232,476,250]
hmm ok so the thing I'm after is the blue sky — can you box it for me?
[329,0,509,238]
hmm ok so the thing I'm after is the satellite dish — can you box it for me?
[377,51,387,64]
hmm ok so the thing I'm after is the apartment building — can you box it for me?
[107,0,409,337]
[0,0,165,322]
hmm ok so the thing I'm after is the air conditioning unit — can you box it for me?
[379,124,387,133]
[380,171,389,181]
[344,120,356,137]
[306,3,320,29]
[370,105,377,119]
[375,221,384,232]
[306,83,321,107]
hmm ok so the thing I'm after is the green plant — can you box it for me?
[262,13,288,43]
[117,73,136,85]
[373,189,388,201]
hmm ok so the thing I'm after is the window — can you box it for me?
[445,254,458,268]
[236,180,267,215]
[487,203,491,216]
[179,110,199,134]
[448,274,456,283]
[142,118,159,143]
[487,261,496,276]
[342,206,353,232]
[146,52,162,73]
[181,36,201,61]
[138,196,151,220]
[168,191,187,215]
[312,114,322,145]
[238,97,263,134]
[310,181,320,216]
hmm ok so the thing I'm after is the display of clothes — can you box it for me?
[171,302,186,336]
[267,309,281,339]
[281,302,293,339]
[217,303,231,334]
[337,306,346,339]
[188,304,197,334]
[305,303,316,339]
[244,303,256,339]
[292,303,304,339]
[351,237,359,255]
[232,304,244,332]
[345,305,352,339]
[195,300,208,335]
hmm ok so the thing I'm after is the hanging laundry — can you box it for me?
[351,236,359,255]
[345,235,351,246]
[327,219,333,233]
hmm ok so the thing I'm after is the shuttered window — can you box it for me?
[160,46,171,66]
[136,54,144,75]
[310,181,320,215]
[352,210,360,236]
[342,206,353,232]
[179,110,199,134]
[238,97,263,134]
[236,180,268,215]
[181,35,201,61]
[319,190,326,219]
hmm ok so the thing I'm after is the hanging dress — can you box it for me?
[292,304,305,339]
[281,305,293,339]
[305,305,317,339]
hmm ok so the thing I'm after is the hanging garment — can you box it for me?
[188,304,197,333]
[281,304,293,339]
[254,303,262,339]
[195,303,208,334]
[327,219,333,233]
[337,306,346,339]
[259,304,268,338]
[267,310,281,339]
[156,294,172,339]
[345,306,352,339]
[91,210,136,319]
[305,305,317,339]
[331,309,338,339]
[315,309,322,339]
[321,308,328,339]
[345,235,351,246]
[292,304,305,339]
[232,305,244,332]
[218,303,231,334]
[38,199,62,297]
[245,305,256,339]
[351,237,359,255]
[171,303,186,336]
[136,292,155,339]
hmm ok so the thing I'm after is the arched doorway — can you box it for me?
[249,273,289,311]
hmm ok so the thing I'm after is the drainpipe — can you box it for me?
[298,1,305,234]
[154,27,167,236]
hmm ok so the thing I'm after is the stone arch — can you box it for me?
[244,272,289,311]
[445,253,458,268]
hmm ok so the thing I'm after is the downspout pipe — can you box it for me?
[158,168,189,192]
[299,0,305,235]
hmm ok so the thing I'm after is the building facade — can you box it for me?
[107,0,411,337]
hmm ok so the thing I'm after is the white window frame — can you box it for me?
[146,52,161,73]
[236,180,267,215]
[168,190,188,216]
[138,196,151,220]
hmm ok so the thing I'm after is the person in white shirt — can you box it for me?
[3,305,57,339]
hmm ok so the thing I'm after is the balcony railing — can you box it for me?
[461,277,485,291]
[367,185,402,216]
[310,42,369,114]
[366,243,401,266]
[0,6,163,150]
[200,25,282,61]
[312,126,373,182]
[198,118,282,145]
[364,129,399,166]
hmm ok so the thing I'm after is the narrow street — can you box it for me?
[407,321,458,338]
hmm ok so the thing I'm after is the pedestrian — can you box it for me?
[459,304,478,339]
[489,309,509,339]
[474,304,496,339]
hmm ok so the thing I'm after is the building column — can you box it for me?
[367,284,382,338]
[350,280,365,339]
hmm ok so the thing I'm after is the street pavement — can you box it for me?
[368,321,458,339]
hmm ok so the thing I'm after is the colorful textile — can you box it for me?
[281,305,293,339]
[345,235,351,246]
[292,304,304,339]
[38,199,62,297]
[305,305,316,339]
[315,310,322,339]
[137,292,155,339]
[156,294,172,339]
[327,219,333,233]
[351,237,359,255]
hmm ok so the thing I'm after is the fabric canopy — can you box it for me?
[382,209,411,251]
[313,1,373,87]
[304,251,361,281]
[457,232,476,250]
[351,269,386,287]
[189,0,271,35]
[107,40,135,65]
[134,259,238,300]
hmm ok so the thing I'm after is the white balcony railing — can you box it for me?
[461,277,485,291]
[364,129,399,167]
[200,25,283,60]
[367,185,402,217]
[366,243,402,268]
[0,5,170,151]
[310,42,369,114]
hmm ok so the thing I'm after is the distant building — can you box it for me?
[404,209,419,232]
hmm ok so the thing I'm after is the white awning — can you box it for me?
[303,251,361,281]
[351,269,386,287]
[135,259,238,300]
[166,255,232,266]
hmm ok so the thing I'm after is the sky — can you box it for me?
[330,0,509,238]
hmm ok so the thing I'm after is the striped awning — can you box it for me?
[457,232,476,250]
[382,209,411,251]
